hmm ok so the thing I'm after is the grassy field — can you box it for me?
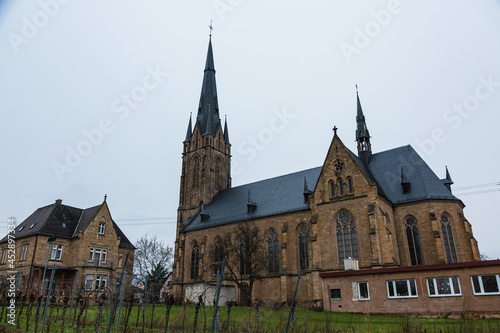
[0,304,499,332]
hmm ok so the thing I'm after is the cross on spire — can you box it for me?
[209,20,213,37]
[333,126,338,135]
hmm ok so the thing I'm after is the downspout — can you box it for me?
[27,235,39,286]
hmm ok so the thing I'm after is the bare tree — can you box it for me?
[134,234,173,295]
[209,223,267,305]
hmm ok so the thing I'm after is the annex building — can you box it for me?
[172,36,500,315]
[0,198,135,294]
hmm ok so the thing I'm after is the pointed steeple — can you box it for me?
[355,86,372,163]
[303,176,313,202]
[197,35,220,137]
[442,166,454,192]
[184,113,193,142]
[247,189,257,213]
[401,166,411,194]
[223,115,230,144]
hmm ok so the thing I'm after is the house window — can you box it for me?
[347,178,353,194]
[387,279,418,298]
[440,215,457,263]
[89,247,107,264]
[427,277,461,297]
[330,288,341,300]
[329,181,335,197]
[96,275,108,290]
[338,179,344,195]
[357,282,370,300]
[50,244,63,260]
[336,211,358,264]
[471,275,500,295]
[85,274,94,290]
[298,224,309,270]
[98,222,106,235]
[1,249,7,264]
[404,217,423,265]
[20,244,29,261]
[190,242,200,280]
[268,229,280,273]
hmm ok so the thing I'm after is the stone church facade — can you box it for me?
[171,36,481,307]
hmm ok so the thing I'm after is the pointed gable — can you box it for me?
[313,133,377,201]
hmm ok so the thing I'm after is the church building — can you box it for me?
[171,35,488,311]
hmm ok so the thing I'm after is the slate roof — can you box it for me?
[182,167,322,232]
[0,201,135,249]
[182,144,458,232]
[196,37,222,137]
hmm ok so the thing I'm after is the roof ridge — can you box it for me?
[230,166,322,191]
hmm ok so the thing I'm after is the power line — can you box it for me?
[454,182,500,191]
[455,189,500,197]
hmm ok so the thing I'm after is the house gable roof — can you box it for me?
[0,201,135,249]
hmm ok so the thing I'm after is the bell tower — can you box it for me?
[177,35,232,227]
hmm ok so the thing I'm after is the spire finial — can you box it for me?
[355,84,358,94]
[333,126,338,135]
[209,20,213,37]
[104,194,107,202]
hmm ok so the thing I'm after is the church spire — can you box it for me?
[355,85,372,164]
[184,113,192,143]
[197,35,220,136]
[223,115,230,144]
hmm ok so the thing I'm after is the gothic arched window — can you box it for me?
[329,181,335,198]
[190,242,200,280]
[338,179,344,196]
[441,215,458,263]
[213,237,224,273]
[268,229,280,273]
[299,225,309,270]
[404,217,423,266]
[347,178,353,194]
[192,157,200,189]
[336,211,358,264]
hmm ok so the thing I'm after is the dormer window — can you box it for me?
[29,223,36,229]
[18,226,24,232]
[98,223,105,235]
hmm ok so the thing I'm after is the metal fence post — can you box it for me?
[68,273,78,321]
[285,269,301,333]
[41,263,56,333]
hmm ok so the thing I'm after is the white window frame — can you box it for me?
[89,247,107,264]
[85,274,94,291]
[1,249,7,264]
[51,244,63,260]
[50,244,57,260]
[98,223,105,235]
[20,244,29,261]
[386,279,418,299]
[471,275,500,295]
[427,277,462,297]
[357,282,370,300]
[56,244,63,260]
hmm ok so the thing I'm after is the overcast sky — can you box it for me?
[1,0,499,259]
